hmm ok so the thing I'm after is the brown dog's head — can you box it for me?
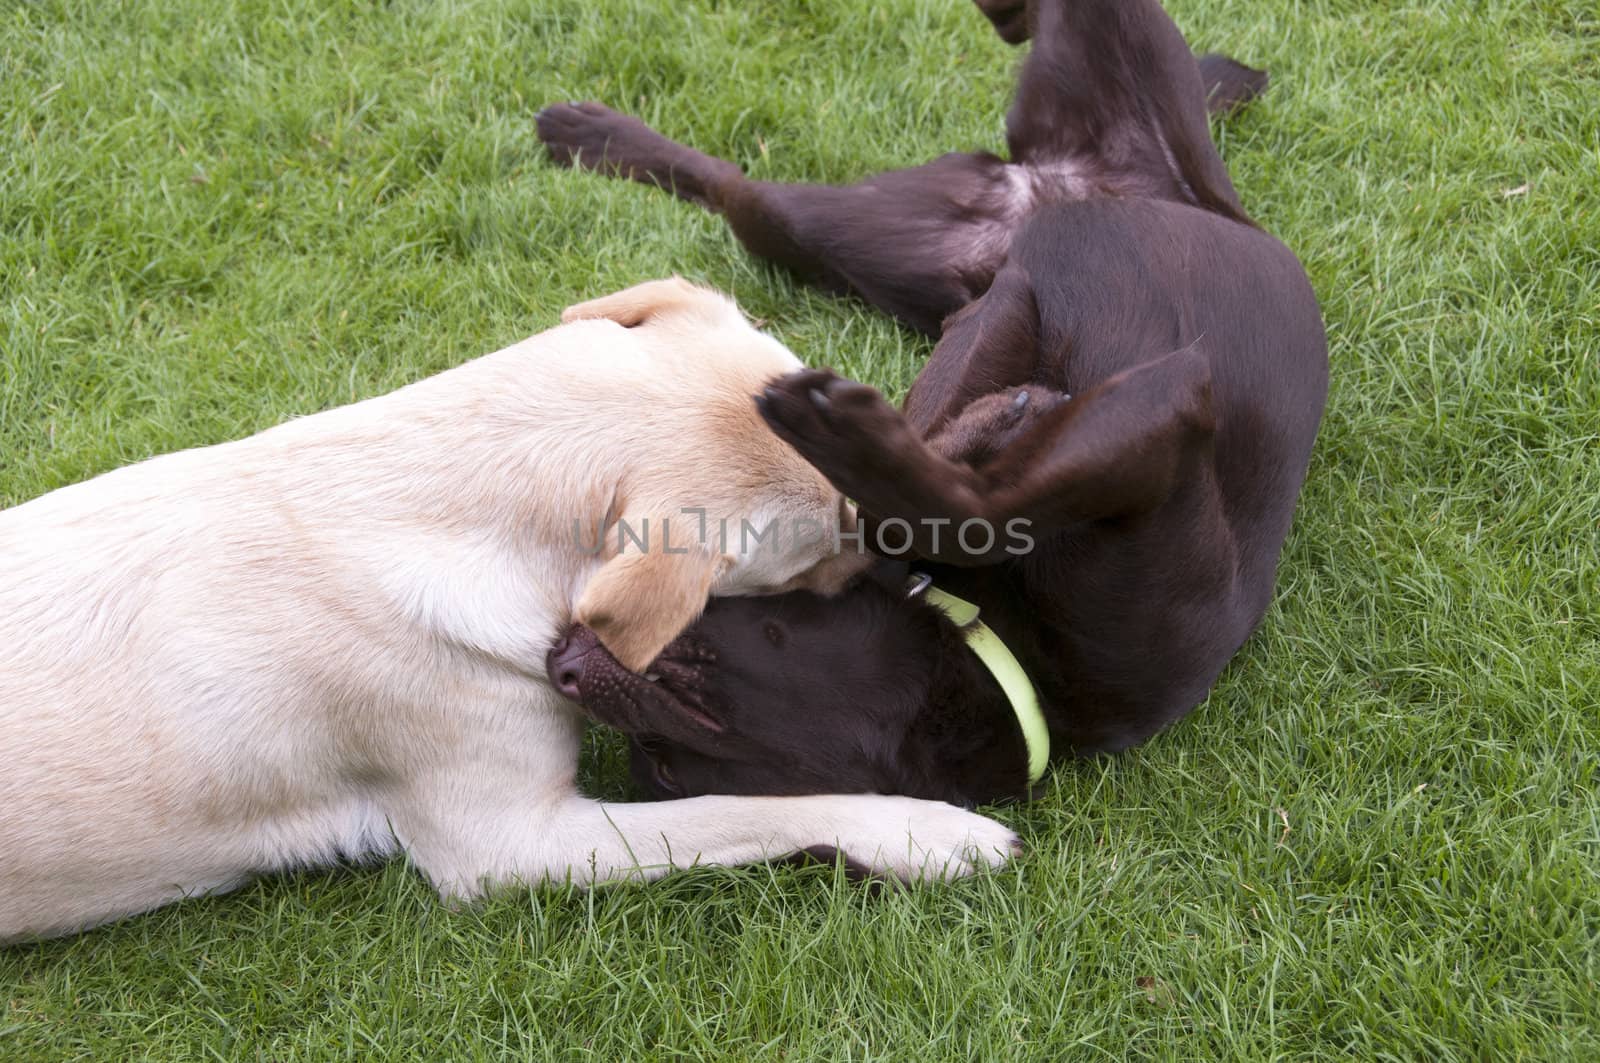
[548,564,1032,807]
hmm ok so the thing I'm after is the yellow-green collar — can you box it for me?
[912,575,1049,786]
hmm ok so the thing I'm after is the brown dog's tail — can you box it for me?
[1197,54,1270,117]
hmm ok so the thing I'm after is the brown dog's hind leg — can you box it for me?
[714,153,1027,336]
[537,102,741,210]
[539,102,1022,335]
[1001,0,1251,222]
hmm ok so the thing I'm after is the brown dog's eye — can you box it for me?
[652,756,682,796]
[763,621,786,649]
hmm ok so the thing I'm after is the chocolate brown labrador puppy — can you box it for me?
[541,0,1329,807]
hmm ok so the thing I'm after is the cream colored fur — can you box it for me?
[0,278,1015,943]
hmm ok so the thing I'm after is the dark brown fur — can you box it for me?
[542,0,1328,806]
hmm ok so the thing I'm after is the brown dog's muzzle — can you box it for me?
[547,624,725,741]
[547,624,598,698]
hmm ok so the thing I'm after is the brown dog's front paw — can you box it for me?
[756,370,912,489]
[754,368,844,452]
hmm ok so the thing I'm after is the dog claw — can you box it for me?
[809,388,831,411]
[1012,390,1030,410]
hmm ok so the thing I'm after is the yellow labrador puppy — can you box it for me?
[0,279,1017,942]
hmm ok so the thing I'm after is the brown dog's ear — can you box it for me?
[863,556,912,594]
[561,276,740,329]
[574,546,728,672]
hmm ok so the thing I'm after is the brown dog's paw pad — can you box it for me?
[755,369,840,437]
[757,369,919,495]
[758,370,895,436]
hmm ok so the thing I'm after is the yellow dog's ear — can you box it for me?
[574,546,729,672]
[561,276,741,329]
[775,499,871,595]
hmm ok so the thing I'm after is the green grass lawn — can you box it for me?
[3,0,1597,1057]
